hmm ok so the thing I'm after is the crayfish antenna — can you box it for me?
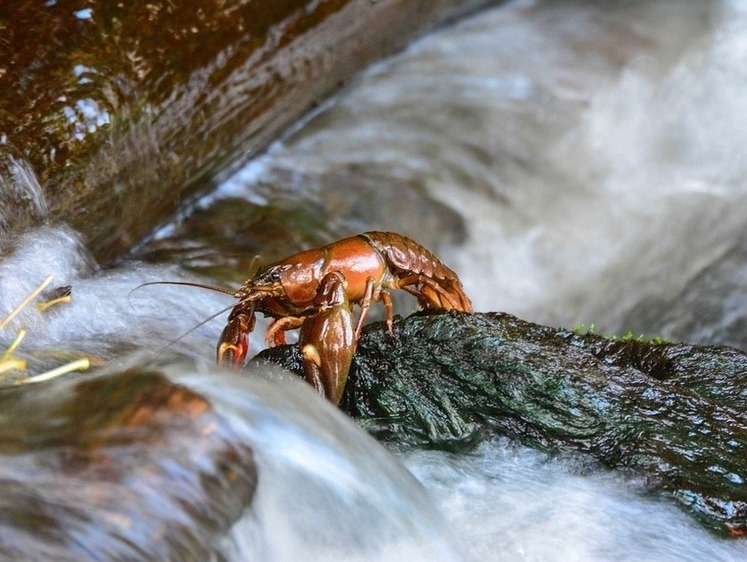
[128,280,236,300]
[246,254,262,278]
[156,301,238,355]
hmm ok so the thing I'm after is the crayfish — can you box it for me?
[217,231,473,405]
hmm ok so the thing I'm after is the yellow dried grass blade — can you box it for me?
[0,359,27,375]
[0,275,54,331]
[37,294,72,312]
[18,358,90,384]
[1,328,26,362]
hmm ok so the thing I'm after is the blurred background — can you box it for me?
[141,0,747,349]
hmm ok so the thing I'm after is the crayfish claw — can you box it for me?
[216,307,255,370]
[298,271,355,405]
[301,344,325,395]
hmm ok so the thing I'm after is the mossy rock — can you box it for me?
[255,311,747,536]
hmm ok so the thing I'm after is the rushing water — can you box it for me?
[2,227,746,561]
[2,0,747,560]
[207,0,747,349]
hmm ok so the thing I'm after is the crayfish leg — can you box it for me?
[354,276,376,341]
[419,276,464,310]
[379,290,395,337]
[266,316,305,347]
[353,278,395,340]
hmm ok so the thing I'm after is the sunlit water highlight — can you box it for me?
[2,0,747,559]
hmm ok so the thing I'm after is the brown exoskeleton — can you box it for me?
[297,271,355,405]
[218,231,473,404]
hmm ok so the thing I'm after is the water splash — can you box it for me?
[181,368,467,561]
[0,225,239,365]
[405,440,747,562]
[0,155,48,234]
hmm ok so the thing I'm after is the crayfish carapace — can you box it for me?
[218,231,473,405]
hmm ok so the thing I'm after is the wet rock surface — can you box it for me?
[0,368,257,560]
[0,0,496,263]
[255,311,747,536]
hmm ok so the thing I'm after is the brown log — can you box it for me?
[0,0,496,262]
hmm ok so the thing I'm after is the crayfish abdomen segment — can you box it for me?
[360,231,473,312]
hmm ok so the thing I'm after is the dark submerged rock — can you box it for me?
[0,369,257,560]
[254,311,747,536]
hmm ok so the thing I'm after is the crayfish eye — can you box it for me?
[255,264,290,286]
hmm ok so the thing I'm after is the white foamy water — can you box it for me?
[179,368,466,562]
[1,225,746,560]
[406,441,747,562]
[0,226,233,363]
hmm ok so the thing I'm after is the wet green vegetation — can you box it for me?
[571,323,673,345]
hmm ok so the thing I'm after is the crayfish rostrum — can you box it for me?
[218,231,473,404]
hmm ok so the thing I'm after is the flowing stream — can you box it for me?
[206,0,747,348]
[2,0,747,560]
